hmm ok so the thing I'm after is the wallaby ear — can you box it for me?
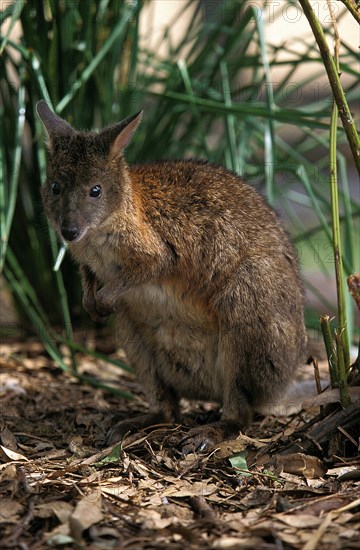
[107,111,143,160]
[36,100,74,150]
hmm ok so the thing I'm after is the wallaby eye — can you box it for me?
[51,181,61,195]
[89,185,102,198]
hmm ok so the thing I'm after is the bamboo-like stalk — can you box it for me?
[320,315,338,388]
[147,89,332,129]
[0,85,25,272]
[0,0,26,55]
[326,0,351,374]
[339,0,360,25]
[56,1,138,114]
[220,61,238,173]
[254,7,276,206]
[334,330,351,407]
[298,0,360,177]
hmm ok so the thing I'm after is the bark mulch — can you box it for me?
[1,338,359,549]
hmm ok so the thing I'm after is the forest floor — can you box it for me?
[1,334,359,549]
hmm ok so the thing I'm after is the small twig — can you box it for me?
[302,433,324,454]
[311,356,322,396]
[309,355,324,416]
[302,497,360,549]
[332,497,360,514]
[337,425,358,448]
[302,511,333,550]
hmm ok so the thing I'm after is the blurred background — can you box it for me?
[1,0,359,357]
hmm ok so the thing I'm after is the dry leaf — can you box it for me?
[0,426,18,450]
[215,434,267,458]
[0,462,18,481]
[274,453,327,479]
[326,465,358,478]
[136,509,177,530]
[101,485,137,501]
[162,480,217,498]
[0,445,28,462]
[36,501,73,523]
[69,433,100,457]
[69,490,103,541]
[277,514,321,528]
[212,536,266,548]
[2,337,359,550]
[0,499,23,522]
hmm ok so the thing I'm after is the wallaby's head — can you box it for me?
[37,100,142,243]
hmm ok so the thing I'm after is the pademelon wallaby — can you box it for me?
[37,100,307,452]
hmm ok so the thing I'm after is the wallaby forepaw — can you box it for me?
[82,297,109,324]
[180,426,224,455]
[85,309,108,323]
[179,420,243,456]
[96,291,116,319]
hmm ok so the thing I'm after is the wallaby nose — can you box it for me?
[61,225,79,242]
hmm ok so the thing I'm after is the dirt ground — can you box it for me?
[1,336,359,549]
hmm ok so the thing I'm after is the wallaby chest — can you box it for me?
[72,233,123,284]
[74,233,224,399]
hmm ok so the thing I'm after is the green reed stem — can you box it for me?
[299,0,360,176]
[327,1,351,377]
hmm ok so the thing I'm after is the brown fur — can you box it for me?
[37,101,307,451]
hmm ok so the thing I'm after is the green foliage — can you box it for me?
[229,452,251,477]
[1,0,359,376]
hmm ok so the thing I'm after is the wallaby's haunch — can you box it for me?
[37,100,307,452]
